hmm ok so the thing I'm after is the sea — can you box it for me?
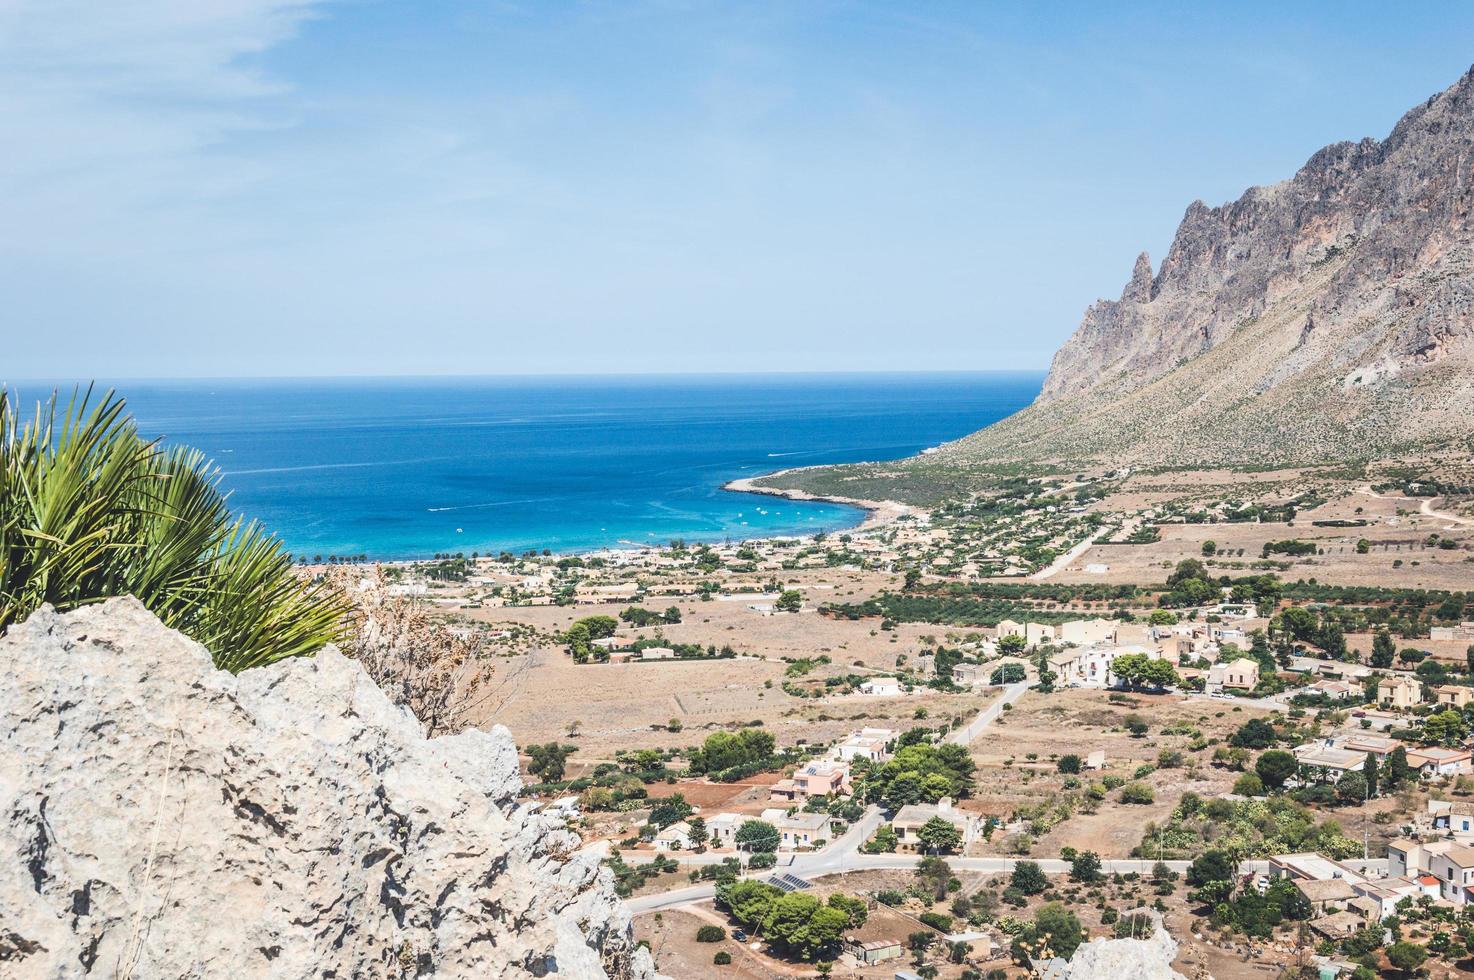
[12,373,1042,560]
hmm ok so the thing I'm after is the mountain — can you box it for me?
[938,64,1474,469]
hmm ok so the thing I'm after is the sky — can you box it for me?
[5,2,1474,378]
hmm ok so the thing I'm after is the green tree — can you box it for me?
[1011,861,1048,895]
[734,820,781,853]
[914,855,954,902]
[1363,753,1379,799]
[762,893,848,960]
[720,879,780,929]
[1385,940,1428,973]
[1424,709,1467,746]
[826,893,868,929]
[648,793,693,829]
[1012,903,1083,961]
[998,633,1027,655]
[1385,746,1412,792]
[1229,718,1277,750]
[1186,849,1235,888]
[1336,771,1368,805]
[1057,754,1082,774]
[1255,750,1298,790]
[1069,850,1103,883]
[775,590,803,613]
[1466,644,1474,677]
[1201,541,1217,557]
[916,817,964,854]
[1372,629,1396,669]
[526,742,576,782]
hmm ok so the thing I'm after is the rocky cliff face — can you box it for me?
[0,598,660,979]
[947,64,1474,466]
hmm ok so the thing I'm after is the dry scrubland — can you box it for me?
[456,569,995,754]
[966,689,1273,858]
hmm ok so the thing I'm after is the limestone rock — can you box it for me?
[0,598,660,979]
[1063,911,1186,979]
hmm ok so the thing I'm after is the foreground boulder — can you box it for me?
[0,598,659,979]
[1058,909,1185,979]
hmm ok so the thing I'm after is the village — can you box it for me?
[363,460,1474,978]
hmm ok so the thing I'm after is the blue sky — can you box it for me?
[5,1,1474,378]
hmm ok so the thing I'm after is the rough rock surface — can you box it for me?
[1060,910,1185,979]
[942,63,1474,466]
[0,598,660,979]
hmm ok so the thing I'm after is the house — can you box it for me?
[1308,680,1361,701]
[845,939,904,965]
[1384,837,1474,906]
[1217,657,1261,691]
[1436,685,1474,709]
[760,808,831,850]
[1024,623,1057,648]
[951,662,991,687]
[994,619,1024,640]
[1292,747,1366,781]
[639,646,676,661]
[1268,853,1368,888]
[1338,733,1399,760]
[1405,747,1473,780]
[1350,876,1440,919]
[1293,877,1357,915]
[653,821,693,852]
[773,760,852,802]
[1378,675,1423,710]
[859,677,902,697]
[1058,618,1118,646]
[835,728,896,763]
[707,813,742,848]
[1426,844,1474,905]
[1432,622,1474,641]
[891,797,971,848]
[1430,800,1474,837]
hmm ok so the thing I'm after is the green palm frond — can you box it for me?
[0,387,346,670]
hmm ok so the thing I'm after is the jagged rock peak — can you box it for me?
[960,62,1474,465]
[0,597,662,980]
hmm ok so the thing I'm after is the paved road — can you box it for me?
[1030,529,1103,581]
[946,681,1029,746]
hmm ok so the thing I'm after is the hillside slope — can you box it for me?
[938,64,1474,469]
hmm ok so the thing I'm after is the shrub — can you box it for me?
[713,950,732,965]
[696,925,726,942]
[747,851,777,870]
[918,911,953,932]
[0,390,347,671]
[1120,783,1155,805]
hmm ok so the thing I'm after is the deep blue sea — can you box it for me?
[14,374,1041,559]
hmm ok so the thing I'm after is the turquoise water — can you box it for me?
[16,373,1041,559]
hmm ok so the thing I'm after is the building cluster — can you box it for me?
[1264,853,1441,938]
[1292,730,1474,783]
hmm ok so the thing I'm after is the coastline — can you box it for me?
[723,469,917,533]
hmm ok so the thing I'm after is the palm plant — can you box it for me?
[0,386,347,671]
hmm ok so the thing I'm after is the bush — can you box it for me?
[1120,783,1155,805]
[713,950,732,965]
[1057,754,1082,774]
[918,911,953,932]
[696,925,726,942]
[1232,772,1265,796]
[747,851,777,870]
[0,390,347,672]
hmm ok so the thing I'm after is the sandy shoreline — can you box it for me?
[723,470,917,533]
[296,468,919,571]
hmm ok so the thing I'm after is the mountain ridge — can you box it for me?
[941,63,1474,469]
